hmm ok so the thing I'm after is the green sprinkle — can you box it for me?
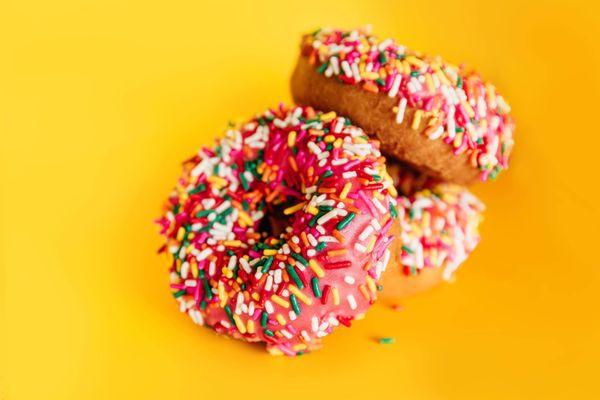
[173,289,186,298]
[311,277,322,298]
[378,51,387,64]
[286,265,304,289]
[196,209,213,218]
[401,245,413,254]
[315,242,327,251]
[457,76,463,88]
[336,212,356,231]
[240,172,249,190]
[290,294,301,315]
[317,62,329,74]
[261,311,269,328]
[410,70,420,77]
[173,204,180,214]
[223,305,235,324]
[261,256,274,273]
[372,174,381,181]
[390,203,398,219]
[378,337,395,344]
[318,205,334,212]
[264,329,274,337]
[375,78,386,86]
[291,253,308,266]
[188,184,206,195]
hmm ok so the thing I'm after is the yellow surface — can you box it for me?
[1,0,599,398]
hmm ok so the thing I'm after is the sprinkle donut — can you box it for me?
[291,27,515,184]
[157,105,397,355]
[382,162,484,299]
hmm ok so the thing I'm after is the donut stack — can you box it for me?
[157,26,514,355]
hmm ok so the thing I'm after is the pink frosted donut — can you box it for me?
[157,105,397,355]
[381,162,484,299]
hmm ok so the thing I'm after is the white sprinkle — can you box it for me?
[347,294,357,310]
[265,300,274,314]
[311,316,319,332]
[388,74,402,98]
[342,171,357,179]
[354,243,367,253]
[396,97,408,124]
[372,198,388,214]
[359,225,374,241]
[180,262,190,279]
[344,276,356,285]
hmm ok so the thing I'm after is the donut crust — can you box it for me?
[291,57,480,185]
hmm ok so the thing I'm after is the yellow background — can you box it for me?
[2,0,598,398]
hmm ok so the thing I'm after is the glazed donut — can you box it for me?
[381,162,484,299]
[291,27,515,184]
[157,105,397,355]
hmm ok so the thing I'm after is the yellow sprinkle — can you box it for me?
[222,267,233,279]
[247,319,255,334]
[223,240,242,247]
[320,111,337,122]
[233,314,246,334]
[434,68,451,86]
[268,347,284,356]
[218,282,227,307]
[366,236,376,253]
[207,176,228,187]
[271,294,290,308]
[288,285,313,305]
[283,202,306,215]
[191,260,198,279]
[406,55,425,68]
[238,211,253,227]
[333,138,343,148]
[263,249,277,256]
[251,292,260,301]
[287,130,297,148]
[365,275,377,294]
[425,73,435,92]
[462,100,475,118]
[332,287,340,306]
[293,343,308,351]
[324,134,336,143]
[340,182,352,199]
[412,110,423,130]
[276,314,287,325]
[306,205,319,215]
[309,259,325,278]
[176,227,185,241]
[359,284,370,301]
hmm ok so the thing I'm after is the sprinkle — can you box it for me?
[309,259,325,278]
[332,287,340,305]
[271,294,290,309]
[288,285,313,306]
[378,337,395,344]
[347,294,357,310]
[284,202,305,215]
[324,261,351,270]
[290,294,301,315]
[311,277,322,298]
[336,212,356,230]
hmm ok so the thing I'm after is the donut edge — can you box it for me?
[290,56,481,185]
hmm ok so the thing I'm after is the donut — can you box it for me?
[156,104,398,355]
[291,27,515,184]
[381,162,484,299]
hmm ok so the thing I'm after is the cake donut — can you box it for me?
[156,105,398,355]
[291,27,515,184]
[382,162,484,299]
